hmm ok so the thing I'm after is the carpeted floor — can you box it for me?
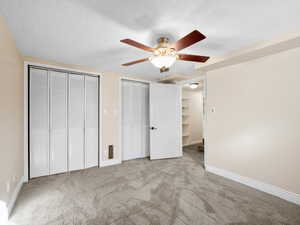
[10,147,300,225]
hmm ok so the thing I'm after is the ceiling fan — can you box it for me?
[120,30,209,73]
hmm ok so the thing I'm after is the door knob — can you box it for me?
[150,126,157,130]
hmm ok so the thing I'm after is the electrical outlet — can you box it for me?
[6,181,10,193]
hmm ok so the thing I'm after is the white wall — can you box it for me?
[206,46,300,194]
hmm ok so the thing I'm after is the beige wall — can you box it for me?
[0,16,24,204]
[206,46,300,194]
[23,57,122,162]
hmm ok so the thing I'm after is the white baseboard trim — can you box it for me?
[189,140,203,145]
[184,140,203,147]
[7,176,25,216]
[100,159,121,167]
[206,165,300,206]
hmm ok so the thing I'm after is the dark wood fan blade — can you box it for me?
[120,39,154,52]
[170,30,206,51]
[178,54,209,62]
[122,58,149,66]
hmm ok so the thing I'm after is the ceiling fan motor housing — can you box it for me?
[157,37,171,48]
[158,37,169,43]
[160,67,170,73]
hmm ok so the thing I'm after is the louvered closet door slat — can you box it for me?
[68,75,85,171]
[30,68,50,178]
[85,76,99,168]
[49,71,68,175]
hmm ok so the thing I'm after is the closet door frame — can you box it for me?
[24,62,102,182]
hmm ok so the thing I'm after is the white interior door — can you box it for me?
[68,74,85,171]
[49,71,68,175]
[122,80,149,161]
[85,76,99,168]
[149,83,182,160]
[30,68,49,178]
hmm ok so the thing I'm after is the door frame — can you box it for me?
[177,75,208,169]
[24,61,102,182]
[119,77,153,162]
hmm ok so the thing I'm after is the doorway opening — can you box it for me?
[121,79,183,162]
[181,80,205,167]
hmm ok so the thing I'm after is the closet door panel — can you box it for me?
[85,76,99,168]
[133,84,142,157]
[30,69,49,178]
[122,81,149,161]
[122,81,134,160]
[50,71,68,175]
[140,84,150,157]
[69,75,85,171]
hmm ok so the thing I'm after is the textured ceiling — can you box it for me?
[1,0,300,79]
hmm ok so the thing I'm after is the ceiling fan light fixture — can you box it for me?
[149,55,177,68]
[149,46,177,69]
[189,83,199,89]
[120,30,209,72]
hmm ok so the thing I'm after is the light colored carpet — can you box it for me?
[10,147,300,225]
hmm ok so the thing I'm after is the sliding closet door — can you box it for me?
[49,71,68,175]
[140,83,150,158]
[85,76,99,168]
[30,69,49,178]
[69,75,85,171]
[29,68,100,178]
[122,80,149,161]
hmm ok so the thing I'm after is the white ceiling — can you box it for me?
[1,0,300,79]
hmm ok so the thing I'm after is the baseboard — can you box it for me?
[190,140,203,145]
[100,159,121,167]
[7,176,25,216]
[206,165,300,206]
[184,139,203,147]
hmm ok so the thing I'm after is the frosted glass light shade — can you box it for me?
[149,55,177,68]
[189,83,199,89]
